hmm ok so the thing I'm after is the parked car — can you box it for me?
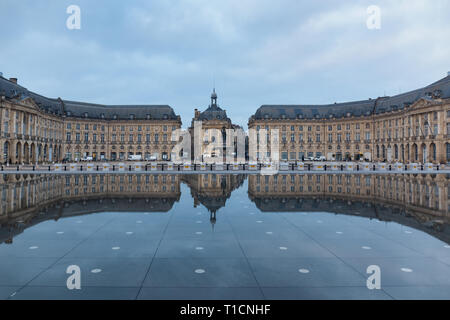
[305,156,315,161]
[314,156,327,161]
[128,154,143,161]
[81,156,93,161]
[145,155,157,161]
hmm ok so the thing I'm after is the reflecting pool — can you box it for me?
[0,173,449,300]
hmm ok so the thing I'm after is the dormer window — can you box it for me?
[146,114,152,120]
[281,114,286,119]
[163,114,168,120]
[100,113,105,119]
[264,114,270,119]
[129,114,135,120]
[83,112,88,118]
[346,112,352,117]
[66,111,72,116]
[113,114,118,120]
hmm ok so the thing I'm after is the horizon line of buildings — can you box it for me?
[0,73,449,164]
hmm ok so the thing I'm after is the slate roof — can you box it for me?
[198,104,231,121]
[0,76,180,121]
[251,75,450,120]
[198,90,231,122]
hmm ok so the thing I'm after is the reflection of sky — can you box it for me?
[1,1,449,128]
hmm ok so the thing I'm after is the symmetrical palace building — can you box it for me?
[249,75,450,164]
[1,73,450,164]
[0,76,182,164]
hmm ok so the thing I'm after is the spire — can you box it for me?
[211,88,218,106]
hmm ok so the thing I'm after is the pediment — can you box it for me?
[19,96,41,112]
[409,98,433,110]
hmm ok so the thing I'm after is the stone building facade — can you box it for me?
[248,75,450,164]
[0,76,182,164]
[189,90,242,162]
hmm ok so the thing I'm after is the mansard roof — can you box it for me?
[198,104,230,121]
[0,76,180,121]
[197,89,231,122]
[251,75,450,121]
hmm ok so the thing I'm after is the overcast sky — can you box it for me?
[1,0,449,128]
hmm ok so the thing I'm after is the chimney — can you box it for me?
[195,109,200,118]
[9,78,17,84]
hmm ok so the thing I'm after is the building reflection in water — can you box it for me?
[182,174,245,229]
[0,173,449,244]
[248,173,450,243]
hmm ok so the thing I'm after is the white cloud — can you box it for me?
[0,0,449,128]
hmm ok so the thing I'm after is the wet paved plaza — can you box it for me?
[0,173,449,300]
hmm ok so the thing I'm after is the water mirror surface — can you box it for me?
[0,173,449,300]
